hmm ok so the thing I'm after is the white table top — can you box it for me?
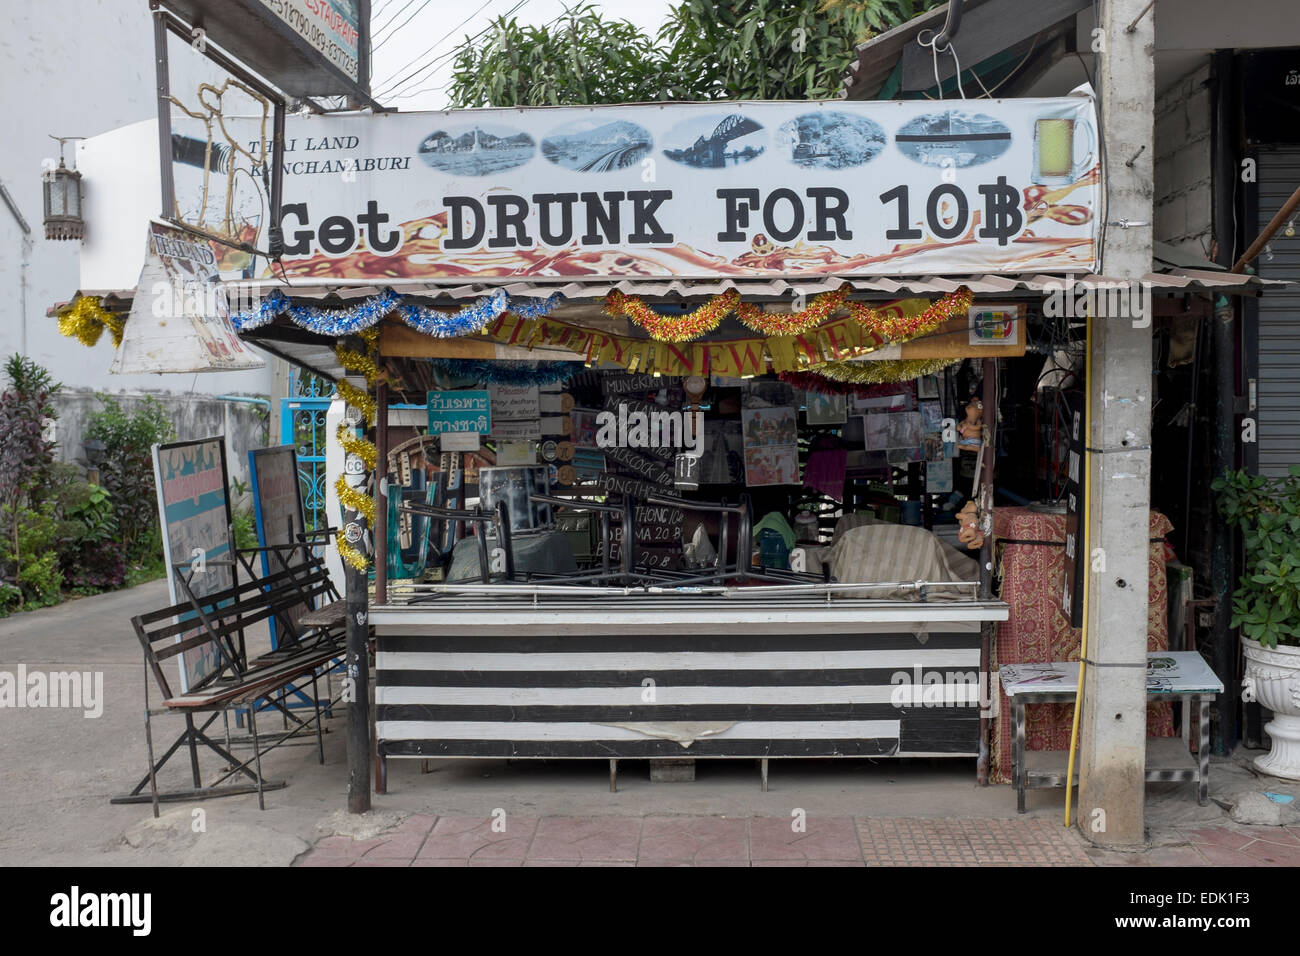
[1000,651,1224,698]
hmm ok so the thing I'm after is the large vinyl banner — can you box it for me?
[79,94,1100,286]
[261,96,1098,281]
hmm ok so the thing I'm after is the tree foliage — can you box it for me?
[447,0,946,107]
[0,355,62,612]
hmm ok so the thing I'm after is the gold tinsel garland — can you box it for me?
[733,287,850,337]
[807,356,964,385]
[845,287,973,344]
[57,296,126,348]
[333,341,381,572]
[603,285,973,348]
[605,288,740,342]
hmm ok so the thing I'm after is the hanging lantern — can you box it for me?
[42,155,83,241]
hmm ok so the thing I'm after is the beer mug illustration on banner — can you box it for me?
[1031,110,1096,186]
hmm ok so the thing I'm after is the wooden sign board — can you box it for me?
[154,437,234,693]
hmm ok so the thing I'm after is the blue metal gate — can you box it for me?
[282,370,335,543]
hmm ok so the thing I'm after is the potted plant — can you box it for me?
[1214,466,1300,779]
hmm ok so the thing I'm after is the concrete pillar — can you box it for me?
[1076,0,1156,848]
[269,356,291,445]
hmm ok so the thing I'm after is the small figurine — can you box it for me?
[956,500,984,549]
[958,396,983,453]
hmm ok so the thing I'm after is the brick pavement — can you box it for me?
[293,815,1300,867]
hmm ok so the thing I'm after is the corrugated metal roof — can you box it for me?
[227,268,1281,304]
[838,0,1085,101]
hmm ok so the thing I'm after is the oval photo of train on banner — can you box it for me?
[895,109,1013,168]
[418,124,536,176]
[541,119,653,172]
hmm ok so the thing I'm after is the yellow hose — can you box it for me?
[1064,309,1093,827]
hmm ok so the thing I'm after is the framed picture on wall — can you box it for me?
[805,392,847,426]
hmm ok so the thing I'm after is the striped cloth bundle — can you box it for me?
[827,523,979,600]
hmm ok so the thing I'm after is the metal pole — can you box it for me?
[268,103,287,258]
[150,1,175,220]
[1232,183,1300,273]
[342,415,372,812]
[374,382,389,605]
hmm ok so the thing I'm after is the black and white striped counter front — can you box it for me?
[368,585,1010,790]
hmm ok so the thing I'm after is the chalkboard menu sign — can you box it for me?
[1061,393,1086,628]
[594,474,685,571]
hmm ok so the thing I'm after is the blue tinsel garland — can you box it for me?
[231,288,561,338]
[428,359,578,387]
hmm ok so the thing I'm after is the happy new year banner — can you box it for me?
[79,94,1100,289]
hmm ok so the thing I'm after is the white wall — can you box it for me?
[0,0,272,397]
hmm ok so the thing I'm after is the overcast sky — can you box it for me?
[368,0,678,112]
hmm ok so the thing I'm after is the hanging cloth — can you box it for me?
[804,440,848,502]
[752,511,796,551]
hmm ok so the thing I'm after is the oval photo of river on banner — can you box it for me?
[418,123,536,176]
[777,112,886,169]
[895,109,1013,168]
[540,119,653,172]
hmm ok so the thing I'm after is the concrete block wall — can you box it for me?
[50,389,269,504]
[1154,61,1214,258]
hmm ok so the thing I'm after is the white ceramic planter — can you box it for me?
[1243,637,1300,780]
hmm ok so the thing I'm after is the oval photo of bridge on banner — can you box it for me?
[660,113,767,169]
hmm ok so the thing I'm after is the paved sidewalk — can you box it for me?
[294,814,1300,867]
[6,580,1300,867]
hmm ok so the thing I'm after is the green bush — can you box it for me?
[0,503,63,611]
[231,507,258,551]
[84,395,176,563]
[49,463,125,593]
[1213,465,1300,648]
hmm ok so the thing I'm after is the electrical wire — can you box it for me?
[974,31,1041,98]
[374,0,520,98]
[373,0,437,54]
[374,0,525,100]
[374,0,525,98]
[385,1,579,103]
[947,43,967,100]
[917,28,965,100]
[371,0,419,40]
